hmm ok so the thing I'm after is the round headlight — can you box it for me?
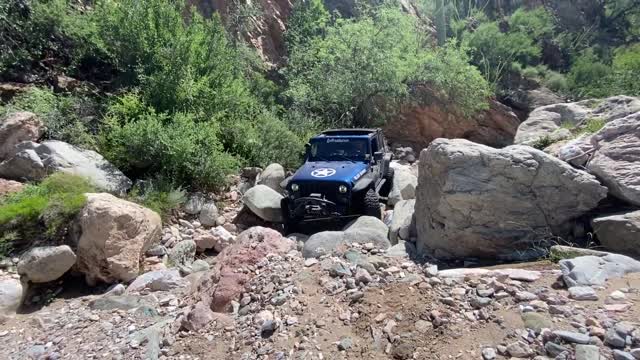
[338,185,348,193]
[291,183,299,191]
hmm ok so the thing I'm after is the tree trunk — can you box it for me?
[435,0,447,46]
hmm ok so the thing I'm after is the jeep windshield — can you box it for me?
[308,138,370,162]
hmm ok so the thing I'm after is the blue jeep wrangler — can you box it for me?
[282,128,394,231]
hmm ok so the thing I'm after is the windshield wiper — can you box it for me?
[331,154,356,163]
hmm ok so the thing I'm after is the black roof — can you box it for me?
[321,128,378,136]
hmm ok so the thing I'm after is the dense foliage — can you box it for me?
[284,4,491,127]
[435,0,640,99]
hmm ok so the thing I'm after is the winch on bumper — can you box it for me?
[285,195,349,220]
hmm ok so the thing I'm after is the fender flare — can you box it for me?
[353,173,376,192]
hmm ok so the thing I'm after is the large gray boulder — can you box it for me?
[388,168,417,206]
[242,184,283,223]
[302,231,348,259]
[0,278,23,314]
[559,254,640,288]
[515,96,640,146]
[587,113,640,206]
[592,210,640,257]
[72,193,162,285]
[257,163,285,193]
[343,216,390,249]
[415,139,607,260]
[0,140,131,194]
[0,112,43,161]
[302,216,391,258]
[17,245,76,283]
[389,199,415,244]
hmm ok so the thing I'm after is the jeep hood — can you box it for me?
[291,161,369,184]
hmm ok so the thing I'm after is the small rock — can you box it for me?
[522,312,552,333]
[337,337,353,351]
[553,330,591,344]
[146,245,167,257]
[545,342,568,357]
[261,320,278,337]
[614,351,636,360]
[304,258,318,267]
[575,345,601,360]
[605,328,627,348]
[482,347,497,360]
[355,268,373,285]
[515,291,538,302]
[506,341,533,358]
[569,286,599,301]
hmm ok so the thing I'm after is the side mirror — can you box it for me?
[373,151,383,161]
[304,143,311,158]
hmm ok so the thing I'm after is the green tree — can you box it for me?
[285,0,330,49]
[611,43,640,95]
[463,21,540,86]
[285,6,490,127]
[435,0,447,46]
[567,50,613,98]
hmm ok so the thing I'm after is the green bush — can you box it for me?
[580,118,606,134]
[544,71,569,93]
[0,173,95,254]
[99,93,239,190]
[2,87,99,149]
[127,178,186,221]
[521,66,541,80]
[508,7,555,40]
[463,21,541,86]
[610,44,640,96]
[567,51,613,98]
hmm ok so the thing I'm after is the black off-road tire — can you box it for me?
[363,188,382,218]
[281,198,297,234]
[380,167,394,197]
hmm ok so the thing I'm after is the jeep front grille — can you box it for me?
[298,182,341,199]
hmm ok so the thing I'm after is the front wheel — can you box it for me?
[380,167,394,197]
[363,188,382,219]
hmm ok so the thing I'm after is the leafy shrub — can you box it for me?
[567,51,613,98]
[2,87,99,149]
[285,0,330,49]
[127,178,186,221]
[531,136,554,150]
[610,44,640,96]
[418,43,492,116]
[508,7,555,40]
[0,173,95,252]
[580,118,606,134]
[521,66,541,80]
[463,21,541,86]
[544,71,569,93]
[99,93,239,190]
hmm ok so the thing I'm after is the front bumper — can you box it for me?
[284,196,354,221]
